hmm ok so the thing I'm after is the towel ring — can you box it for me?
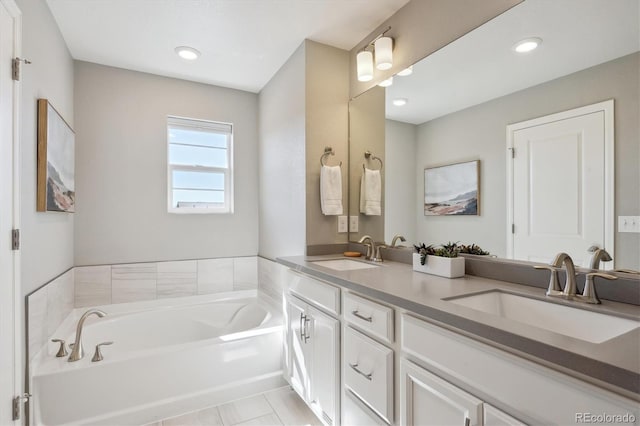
[320,147,342,167]
[363,150,383,171]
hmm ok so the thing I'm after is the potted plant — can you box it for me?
[413,242,465,278]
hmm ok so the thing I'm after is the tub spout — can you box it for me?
[68,309,107,362]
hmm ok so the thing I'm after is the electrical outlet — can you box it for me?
[618,216,640,233]
[338,216,348,233]
[349,216,359,233]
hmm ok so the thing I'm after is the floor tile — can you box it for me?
[265,387,322,426]
[234,413,282,426]
[218,394,273,426]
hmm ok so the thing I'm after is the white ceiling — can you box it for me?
[46,0,410,93]
[386,0,640,125]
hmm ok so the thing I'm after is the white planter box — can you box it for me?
[412,253,465,278]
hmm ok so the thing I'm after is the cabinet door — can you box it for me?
[401,359,483,426]
[308,305,340,426]
[288,296,311,400]
[484,404,527,426]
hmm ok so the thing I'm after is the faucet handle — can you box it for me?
[372,245,387,262]
[534,265,561,294]
[51,339,68,357]
[580,272,617,304]
[92,341,113,362]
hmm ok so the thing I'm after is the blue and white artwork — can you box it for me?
[424,160,479,216]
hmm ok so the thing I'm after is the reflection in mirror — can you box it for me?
[349,0,640,270]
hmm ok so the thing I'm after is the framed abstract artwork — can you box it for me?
[424,160,480,216]
[37,99,75,212]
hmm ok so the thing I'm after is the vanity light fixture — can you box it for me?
[397,66,413,76]
[378,77,393,87]
[357,49,374,82]
[357,26,393,81]
[175,46,201,60]
[392,98,408,106]
[512,37,542,53]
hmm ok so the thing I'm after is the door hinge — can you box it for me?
[11,229,19,250]
[12,393,31,421]
[509,147,515,158]
[512,223,515,234]
[12,57,31,81]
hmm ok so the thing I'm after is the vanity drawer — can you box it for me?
[343,292,394,343]
[343,389,388,426]
[287,270,340,315]
[344,326,393,423]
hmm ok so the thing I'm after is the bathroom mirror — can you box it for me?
[348,0,640,270]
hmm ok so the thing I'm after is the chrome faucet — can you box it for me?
[550,252,577,297]
[68,309,107,362]
[587,245,612,270]
[390,234,406,248]
[358,235,376,260]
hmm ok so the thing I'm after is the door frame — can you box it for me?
[506,100,614,262]
[0,0,22,423]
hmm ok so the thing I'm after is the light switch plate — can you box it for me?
[349,216,359,233]
[338,216,348,233]
[618,216,640,233]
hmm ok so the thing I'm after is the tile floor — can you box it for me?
[148,387,322,426]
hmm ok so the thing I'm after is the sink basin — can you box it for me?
[445,290,639,344]
[312,259,379,271]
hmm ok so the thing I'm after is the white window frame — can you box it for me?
[167,116,234,214]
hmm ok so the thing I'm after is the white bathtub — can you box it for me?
[31,291,285,426]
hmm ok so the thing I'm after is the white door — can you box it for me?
[287,296,310,400]
[507,101,614,266]
[400,360,483,426]
[0,0,21,424]
[308,305,339,426]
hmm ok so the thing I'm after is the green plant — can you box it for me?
[414,241,459,265]
[458,243,490,255]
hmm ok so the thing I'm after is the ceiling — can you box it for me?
[46,0,410,93]
[386,0,640,125]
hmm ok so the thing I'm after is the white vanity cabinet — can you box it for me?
[285,271,340,426]
[401,313,639,426]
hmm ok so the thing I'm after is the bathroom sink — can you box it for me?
[445,290,640,344]
[312,259,379,271]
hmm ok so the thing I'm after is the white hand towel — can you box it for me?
[360,167,381,215]
[320,165,343,215]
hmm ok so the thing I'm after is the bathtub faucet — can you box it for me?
[68,309,107,362]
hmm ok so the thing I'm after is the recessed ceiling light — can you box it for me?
[392,98,408,106]
[378,77,393,87]
[175,46,201,60]
[512,37,542,53]
[397,66,413,76]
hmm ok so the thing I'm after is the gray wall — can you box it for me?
[385,119,416,245]
[349,87,385,243]
[416,53,640,269]
[18,0,75,295]
[349,0,522,97]
[305,41,350,248]
[258,43,307,259]
[74,62,259,265]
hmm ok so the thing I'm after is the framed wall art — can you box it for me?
[424,160,479,216]
[37,99,75,212]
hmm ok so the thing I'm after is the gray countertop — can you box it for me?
[277,255,640,401]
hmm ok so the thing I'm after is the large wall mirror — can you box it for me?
[348,0,640,270]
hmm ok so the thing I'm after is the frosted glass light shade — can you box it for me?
[378,77,393,87]
[357,50,374,82]
[375,36,393,70]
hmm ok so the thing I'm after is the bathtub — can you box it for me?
[31,290,285,426]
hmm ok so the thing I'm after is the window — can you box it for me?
[167,116,233,213]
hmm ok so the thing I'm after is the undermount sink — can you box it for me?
[445,290,640,344]
[312,259,379,271]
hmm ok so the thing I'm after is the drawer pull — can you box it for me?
[299,313,306,341]
[351,310,373,322]
[349,363,372,381]
[303,317,311,343]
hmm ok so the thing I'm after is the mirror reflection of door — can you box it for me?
[508,101,614,267]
